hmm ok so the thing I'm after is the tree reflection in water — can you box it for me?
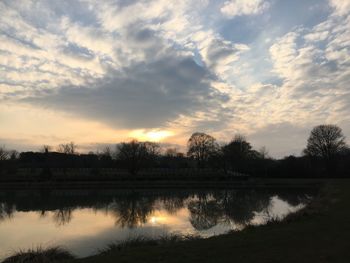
[108,193,156,228]
[186,190,272,230]
[53,208,74,226]
[220,190,271,226]
[162,196,185,215]
[0,202,16,222]
[188,196,223,230]
[0,188,314,231]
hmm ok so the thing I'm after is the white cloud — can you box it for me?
[263,10,350,149]
[221,0,270,18]
[304,31,329,42]
[329,0,350,16]
[201,37,250,77]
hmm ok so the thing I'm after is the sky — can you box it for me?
[0,0,349,158]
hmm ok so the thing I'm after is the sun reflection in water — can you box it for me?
[149,214,168,225]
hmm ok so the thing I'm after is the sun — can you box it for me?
[129,129,173,142]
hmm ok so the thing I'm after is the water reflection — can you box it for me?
[0,188,314,258]
[0,203,15,221]
[109,194,156,228]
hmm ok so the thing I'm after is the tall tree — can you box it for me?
[143,141,160,167]
[187,132,218,167]
[116,140,158,174]
[223,134,252,159]
[304,124,347,160]
[222,134,253,171]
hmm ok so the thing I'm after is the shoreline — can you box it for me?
[0,178,326,190]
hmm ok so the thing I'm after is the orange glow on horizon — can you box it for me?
[128,129,174,142]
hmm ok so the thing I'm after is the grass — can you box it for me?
[1,247,74,263]
[100,234,201,254]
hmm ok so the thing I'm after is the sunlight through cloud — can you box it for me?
[129,130,174,142]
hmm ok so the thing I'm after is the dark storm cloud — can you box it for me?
[23,55,228,129]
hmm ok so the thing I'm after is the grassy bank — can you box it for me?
[2,247,75,263]
[70,179,349,263]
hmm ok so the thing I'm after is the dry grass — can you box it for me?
[2,247,75,263]
[101,233,200,254]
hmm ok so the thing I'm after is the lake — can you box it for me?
[0,188,313,259]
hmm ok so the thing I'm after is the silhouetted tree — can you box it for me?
[304,124,347,160]
[8,150,19,160]
[144,141,160,166]
[207,145,228,172]
[165,148,178,157]
[40,145,52,153]
[187,132,218,167]
[0,146,8,161]
[258,146,269,159]
[304,125,348,175]
[116,140,149,174]
[0,146,9,175]
[224,134,252,158]
[102,146,112,158]
[5,150,19,174]
[98,146,114,167]
[222,134,253,172]
[160,148,188,169]
[57,142,77,154]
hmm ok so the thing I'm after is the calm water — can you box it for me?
[0,188,313,259]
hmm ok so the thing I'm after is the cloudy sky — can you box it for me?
[0,0,349,157]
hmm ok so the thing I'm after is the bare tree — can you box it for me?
[116,140,160,174]
[40,145,52,153]
[57,142,77,154]
[0,146,9,174]
[8,150,19,160]
[187,132,218,167]
[258,146,269,159]
[116,140,148,175]
[0,146,8,161]
[102,146,112,158]
[304,124,347,160]
[144,141,160,157]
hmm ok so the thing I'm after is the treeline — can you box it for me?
[0,124,349,179]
